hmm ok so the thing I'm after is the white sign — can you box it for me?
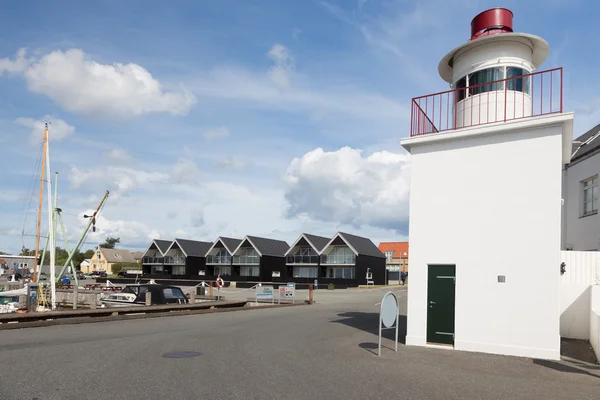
[378,291,399,356]
[256,285,274,299]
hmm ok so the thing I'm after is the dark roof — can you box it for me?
[303,233,331,253]
[337,232,385,258]
[246,236,290,257]
[219,237,243,254]
[175,239,213,257]
[571,123,600,164]
[154,239,172,254]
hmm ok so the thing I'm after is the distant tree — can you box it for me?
[20,248,35,256]
[82,249,95,259]
[99,237,120,249]
[0,251,8,255]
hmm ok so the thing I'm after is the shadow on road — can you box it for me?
[533,359,600,379]
[331,312,407,352]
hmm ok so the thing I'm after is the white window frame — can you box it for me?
[582,175,598,217]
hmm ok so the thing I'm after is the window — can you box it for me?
[506,67,531,95]
[240,266,259,277]
[385,251,394,262]
[455,66,531,102]
[151,265,164,274]
[214,266,231,276]
[469,67,504,96]
[172,266,186,275]
[582,176,598,216]
[163,288,186,300]
[326,267,355,279]
[293,267,318,278]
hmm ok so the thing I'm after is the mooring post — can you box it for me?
[73,285,78,310]
[209,282,213,297]
[145,291,151,306]
[190,290,196,304]
[308,284,314,304]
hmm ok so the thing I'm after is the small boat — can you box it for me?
[100,284,189,308]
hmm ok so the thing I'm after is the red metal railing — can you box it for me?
[410,67,563,137]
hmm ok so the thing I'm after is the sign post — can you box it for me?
[378,291,399,356]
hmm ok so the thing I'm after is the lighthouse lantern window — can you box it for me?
[506,67,531,95]
[455,66,531,102]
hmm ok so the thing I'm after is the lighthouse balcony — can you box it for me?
[410,67,563,137]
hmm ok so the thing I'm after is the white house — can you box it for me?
[562,124,600,251]
[400,8,573,360]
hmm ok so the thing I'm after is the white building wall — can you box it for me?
[405,118,569,360]
[563,152,600,251]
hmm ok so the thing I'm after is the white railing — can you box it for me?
[164,256,186,265]
[320,254,356,265]
[206,255,232,264]
[233,255,260,264]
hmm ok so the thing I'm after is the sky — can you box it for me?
[0,0,598,254]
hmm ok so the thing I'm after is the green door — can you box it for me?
[427,265,456,346]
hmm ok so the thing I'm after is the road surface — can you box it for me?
[0,286,599,399]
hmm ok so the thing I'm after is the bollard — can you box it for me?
[91,295,97,309]
[308,284,314,305]
[209,282,213,297]
[190,291,196,304]
[73,286,78,310]
[145,291,152,306]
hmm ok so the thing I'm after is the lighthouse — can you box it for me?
[401,9,574,360]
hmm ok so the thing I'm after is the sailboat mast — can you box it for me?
[45,125,56,310]
[33,123,48,282]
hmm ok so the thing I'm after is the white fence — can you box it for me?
[591,287,600,362]
[560,251,600,285]
[560,251,600,341]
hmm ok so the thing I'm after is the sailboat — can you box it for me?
[3,124,111,313]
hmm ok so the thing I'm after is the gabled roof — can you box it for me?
[571,123,600,164]
[232,235,289,257]
[284,233,331,256]
[204,236,243,256]
[378,242,409,258]
[168,238,213,257]
[142,239,172,257]
[322,232,385,258]
[98,248,137,263]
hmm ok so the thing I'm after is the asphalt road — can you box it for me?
[1,286,599,400]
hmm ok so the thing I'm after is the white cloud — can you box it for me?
[284,146,411,230]
[105,148,132,163]
[82,213,159,250]
[215,156,247,170]
[15,115,75,143]
[69,165,169,200]
[202,126,230,141]
[0,48,28,74]
[267,44,294,90]
[0,48,196,118]
[171,158,202,184]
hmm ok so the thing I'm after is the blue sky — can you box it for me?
[0,0,598,254]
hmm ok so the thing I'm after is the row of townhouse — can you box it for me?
[141,232,387,288]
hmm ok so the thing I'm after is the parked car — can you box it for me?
[39,272,47,281]
[76,271,86,280]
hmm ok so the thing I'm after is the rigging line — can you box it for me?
[21,145,45,249]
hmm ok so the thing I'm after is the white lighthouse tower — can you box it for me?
[401,8,573,360]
